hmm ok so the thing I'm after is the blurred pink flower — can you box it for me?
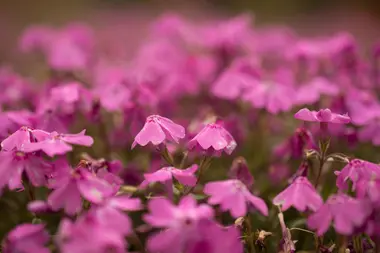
[204,179,268,218]
[144,196,214,253]
[295,108,351,124]
[307,194,371,235]
[273,176,323,212]
[335,159,380,191]
[2,224,50,253]
[56,213,126,253]
[0,151,50,190]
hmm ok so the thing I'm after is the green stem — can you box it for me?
[289,228,315,235]
[314,138,330,188]
[179,151,188,169]
[245,215,256,253]
[159,146,175,166]
[23,177,35,201]
[184,156,212,195]
[353,235,363,253]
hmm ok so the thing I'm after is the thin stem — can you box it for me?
[159,146,175,166]
[245,215,256,253]
[184,156,212,195]
[314,138,330,188]
[179,151,188,169]
[353,235,363,253]
[23,177,35,201]
[289,228,315,235]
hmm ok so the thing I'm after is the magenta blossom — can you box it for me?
[132,115,185,148]
[184,219,243,253]
[1,126,33,151]
[307,194,371,235]
[294,108,351,124]
[204,179,268,218]
[335,159,380,191]
[273,176,323,212]
[242,80,296,114]
[56,213,126,253]
[23,129,94,157]
[0,151,50,191]
[47,166,114,215]
[355,177,380,205]
[2,224,50,253]
[144,196,214,253]
[90,195,142,236]
[141,164,198,187]
[188,122,237,155]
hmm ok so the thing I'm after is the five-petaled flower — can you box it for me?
[295,108,351,124]
[132,115,185,148]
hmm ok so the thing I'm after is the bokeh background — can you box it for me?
[1,0,380,72]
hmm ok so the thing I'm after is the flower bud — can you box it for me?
[229,156,254,188]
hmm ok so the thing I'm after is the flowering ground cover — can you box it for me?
[1,13,380,253]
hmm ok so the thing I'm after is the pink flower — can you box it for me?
[90,195,142,236]
[93,82,132,112]
[23,129,94,157]
[188,123,237,155]
[355,177,380,205]
[56,214,126,253]
[295,78,340,105]
[45,82,93,115]
[273,176,323,212]
[229,157,254,188]
[20,23,94,71]
[183,219,243,253]
[2,224,50,253]
[132,115,185,148]
[0,151,50,191]
[204,179,268,218]
[294,108,351,124]
[358,120,380,146]
[1,126,33,151]
[47,166,114,215]
[144,196,214,253]
[242,80,296,114]
[211,58,259,100]
[141,164,198,188]
[307,194,371,235]
[335,159,380,191]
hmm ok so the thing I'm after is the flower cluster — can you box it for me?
[1,12,380,253]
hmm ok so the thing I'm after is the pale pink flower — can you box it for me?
[307,194,371,235]
[204,179,268,218]
[132,115,185,148]
[2,224,50,253]
[188,123,237,155]
[23,130,94,157]
[273,176,323,212]
[294,108,351,124]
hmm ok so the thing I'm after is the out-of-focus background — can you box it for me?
[1,0,380,69]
